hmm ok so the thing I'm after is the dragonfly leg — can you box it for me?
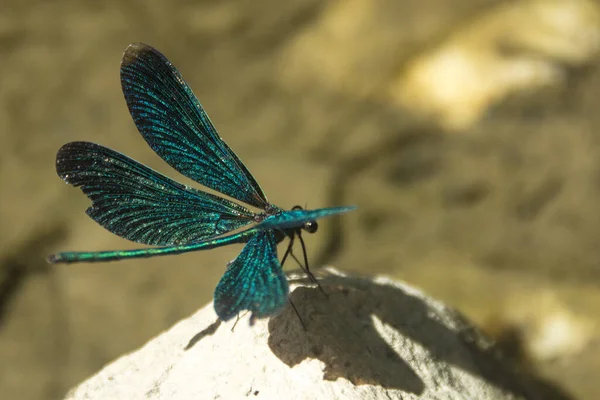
[280,233,295,266]
[231,310,250,331]
[297,232,328,299]
[287,243,320,288]
[289,252,319,286]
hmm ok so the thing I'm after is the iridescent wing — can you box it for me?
[56,141,255,246]
[256,205,357,230]
[213,230,288,321]
[120,42,269,209]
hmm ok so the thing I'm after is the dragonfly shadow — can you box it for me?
[184,318,222,350]
[268,273,428,394]
[267,272,572,398]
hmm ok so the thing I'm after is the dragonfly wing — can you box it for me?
[257,205,357,230]
[56,141,255,246]
[120,43,269,208]
[214,230,288,321]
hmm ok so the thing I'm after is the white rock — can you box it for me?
[65,268,538,400]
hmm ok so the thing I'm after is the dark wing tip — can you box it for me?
[55,141,90,181]
[55,142,76,179]
[121,42,154,68]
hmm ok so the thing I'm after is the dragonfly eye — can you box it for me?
[304,220,318,234]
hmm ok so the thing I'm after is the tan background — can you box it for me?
[1,0,599,399]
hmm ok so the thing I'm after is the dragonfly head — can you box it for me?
[292,205,319,234]
[304,220,319,234]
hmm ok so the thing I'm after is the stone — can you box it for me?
[65,268,548,399]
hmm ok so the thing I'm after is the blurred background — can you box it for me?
[1,0,600,399]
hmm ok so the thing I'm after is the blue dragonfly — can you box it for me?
[48,43,356,323]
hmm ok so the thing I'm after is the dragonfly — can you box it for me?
[47,43,356,323]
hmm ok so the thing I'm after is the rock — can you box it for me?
[64,268,552,400]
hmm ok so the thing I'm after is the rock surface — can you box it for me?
[66,269,543,400]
